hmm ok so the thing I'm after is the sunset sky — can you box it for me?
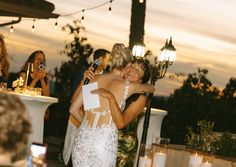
[0,0,235,96]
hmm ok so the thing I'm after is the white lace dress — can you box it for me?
[72,81,129,167]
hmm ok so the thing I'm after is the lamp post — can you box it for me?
[132,37,176,166]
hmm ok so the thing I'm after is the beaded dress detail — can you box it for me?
[72,81,129,167]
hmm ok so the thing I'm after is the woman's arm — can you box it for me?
[69,88,84,121]
[40,77,50,96]
[71,67,96,103]
[132,82,155,94]
[91,88,147,129]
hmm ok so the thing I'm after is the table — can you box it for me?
[134,108,168,167]
[4,92,58,143]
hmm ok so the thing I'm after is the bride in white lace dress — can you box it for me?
[69,43,154,167]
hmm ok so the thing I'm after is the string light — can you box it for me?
[81,10,85,24]
[10,22,14,33]
[60,0,114,17]
[108,0,112,15]
[31,19,35,32]
[9,0,115,32]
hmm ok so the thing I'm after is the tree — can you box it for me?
[53,20,93,100]
[47,20,93,137]
[161,68,220,144]
[214,78,236,132]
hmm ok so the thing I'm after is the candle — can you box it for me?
[138,156,152,167]
[189,153,203,167]
[152,152,167,167]
[201,161,212,167]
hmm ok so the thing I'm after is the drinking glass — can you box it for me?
[0,82,7,91]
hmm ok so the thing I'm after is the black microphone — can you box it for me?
[83,59,100,85]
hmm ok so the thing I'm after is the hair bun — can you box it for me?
[110,43,132,69]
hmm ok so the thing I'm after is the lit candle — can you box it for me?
[201,161,212,167]
[138,156,152,167]
[189,153,203,167]
[152,152,166,167]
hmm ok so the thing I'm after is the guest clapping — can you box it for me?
[19,50,50,96]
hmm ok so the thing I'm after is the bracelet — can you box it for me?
[141,91,149,97]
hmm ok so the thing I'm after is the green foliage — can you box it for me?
[53,20,93,100]
[161,68,236,147]
[186,120,216,152]
[211,132,236,157]
[186,121,236,157]
[47,20,93,137]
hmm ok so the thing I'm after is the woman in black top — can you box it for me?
[19,50,50,96]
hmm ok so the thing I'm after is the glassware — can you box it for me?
[0,82,7,91]
[152,144,167,167]
[35,88,42,96]
[138,144,152,167]
[189,152,203,167]
[156,137,170,148]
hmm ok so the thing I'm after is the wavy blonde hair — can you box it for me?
[110,43,132,70]
[0,94,31,156]
[0,36,10,79]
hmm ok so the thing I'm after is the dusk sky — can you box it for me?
[0,0,235,96]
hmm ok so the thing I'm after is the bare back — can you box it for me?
[83,71,153,128]
[84,72,129,128]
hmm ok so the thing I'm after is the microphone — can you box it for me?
[83,59,100,85]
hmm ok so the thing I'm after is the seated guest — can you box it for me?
[19,50,50,96]
[0,93,31,166]
[0,35,10,83]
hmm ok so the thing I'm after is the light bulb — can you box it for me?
[32,25,35,32]
[10,25,14,33]
[108,7,112,15]
[54,21,58,29]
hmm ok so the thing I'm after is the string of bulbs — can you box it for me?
[9,0,114,33]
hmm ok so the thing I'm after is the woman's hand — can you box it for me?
[83,67,95,81]
[35,69,46,80]
[91,88,114,99]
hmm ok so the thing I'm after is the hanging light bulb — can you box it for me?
[81,10,85,24]
[54,20,58,29]
[32,19,35,32]
[139,0,144,3]
[108,0,112,15]
[108,7,112,15]
[10,25,14,33]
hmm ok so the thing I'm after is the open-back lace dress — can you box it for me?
[72,81,129,167]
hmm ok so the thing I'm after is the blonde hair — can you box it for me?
[0,94,31,156]
[0,36,10,79]
[110,43,132,70]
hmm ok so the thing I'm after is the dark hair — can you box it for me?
[93,49,110,60]
[131,59,151,83]
[21,50,45,72]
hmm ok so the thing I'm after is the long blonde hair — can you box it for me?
[0,36,10,80]
[110,43,132,70]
